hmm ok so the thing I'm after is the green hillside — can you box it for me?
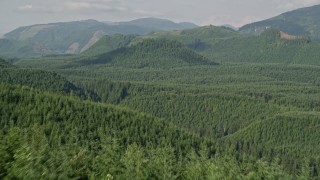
[0,83,291,179]
[201,29,320,64]
[226,112,320,173]
[0,60,94,99]
[140,25,240,50]
[80,39,217,68]
[239,4,320,42]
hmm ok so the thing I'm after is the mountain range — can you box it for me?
[0,18,197,57]
[1,4,319,59]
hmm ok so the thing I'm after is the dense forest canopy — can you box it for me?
[4,56,320,178]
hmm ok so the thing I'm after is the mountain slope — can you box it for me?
[239,4,320,42]
[81,39,217,68]
[0,18,197,57]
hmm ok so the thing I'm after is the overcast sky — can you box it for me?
[1,0,320,36]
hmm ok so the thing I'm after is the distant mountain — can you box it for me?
[0,18,197,57]
[119,18,198,31]
[239,4,320,42]
[80,39,217,68]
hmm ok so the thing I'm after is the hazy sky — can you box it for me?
[1,0,320,36]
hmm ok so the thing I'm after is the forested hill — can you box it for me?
[239,4,320,42]
[81,34,137,57]
[201,29,320,64]
[0,60,93,99]
[139,25,240,51]
[80,39,217,68]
